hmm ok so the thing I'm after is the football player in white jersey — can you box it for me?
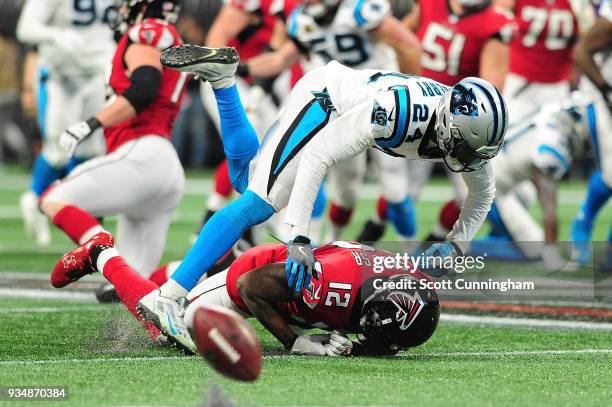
[238,0,422,242]
[570,0,612,265]
[17,0,115,245]
[473,93,590,270]
[132,45,507,347]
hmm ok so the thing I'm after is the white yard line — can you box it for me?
[441,313,612,331]
[1,349,612,367]
[2,287,612,329]
[0,305,105,314]
[0,288,96,302]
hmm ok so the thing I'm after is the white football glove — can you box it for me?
[290,334,330,356]
[325,332,353,356]
[59,118,101,156]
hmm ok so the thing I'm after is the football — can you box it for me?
[191,305,262,382]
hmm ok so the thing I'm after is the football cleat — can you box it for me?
[137,290,197,354]
[356,220,386,243]
[20,191,51,246]
[50,231,114,288]
[95,282,121,303]
[570,213,592,265]
[161,45,239,87]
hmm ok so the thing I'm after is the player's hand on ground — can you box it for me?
[422,242,460,277]
[286,236,315,292]
[59,118,101,156]
[542,244,576,271]
[325,332,353,357]
[290,334,330,356]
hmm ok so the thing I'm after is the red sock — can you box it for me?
[214,159,233,197]
[329,203,353,226]
[148,265,169,286]
[52,205,100,244]
[102,256,161,340]
[376,197,388,221]
[439,200,461,231]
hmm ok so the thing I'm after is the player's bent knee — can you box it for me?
[39,198,67,219]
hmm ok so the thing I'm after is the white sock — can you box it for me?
[210,76,236,89]
[159,279,188,300]
[96,247,119,273]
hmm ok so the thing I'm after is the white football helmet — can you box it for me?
[303,0,341,20]
[435,77,508,172]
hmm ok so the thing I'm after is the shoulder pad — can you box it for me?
[286,7,315,41]
[345,0,390,30]
[226,0,262,13]
[128,20,176,50]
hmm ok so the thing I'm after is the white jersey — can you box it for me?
[17,0,115,76]
[286,0,398,72]
[494,105,576,195]
[287,62,495,253]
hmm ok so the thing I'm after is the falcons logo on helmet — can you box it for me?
[388,290,425,330]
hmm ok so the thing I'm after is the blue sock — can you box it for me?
[487,202,511,238]
[65,157,86,175]
[577,170,612,226]
[387,196,416,238]
[171,190,275,291]
[312,184,327,218]
[214,85,259,162]
[213,85,260,193]
[31,154,62,196]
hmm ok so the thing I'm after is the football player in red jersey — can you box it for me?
[357,0,516,243]
[51,234,439,355]
[196,0,301,242]
[39,0,187,278]
[501,0,594,126]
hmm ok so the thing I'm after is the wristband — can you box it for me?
[236,62,250,78]
[86,117,103,131]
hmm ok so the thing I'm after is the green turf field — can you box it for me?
[0,167,611,407]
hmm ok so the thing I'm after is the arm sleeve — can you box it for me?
[284,101,375,237]
[16,0,61,44]
[447,162,496,254]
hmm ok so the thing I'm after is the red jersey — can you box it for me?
[227,0,281,61]
[105,19,187,153]
[509,0,579,83]
[418,0,515,86]
[226,242,431,332]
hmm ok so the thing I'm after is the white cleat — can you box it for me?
[20,191,51,246]
[137,289,196,354]
[161,45,239,88]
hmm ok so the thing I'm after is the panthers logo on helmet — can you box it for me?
[388,290,425,330]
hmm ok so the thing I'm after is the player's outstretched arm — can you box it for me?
[532,167,559,245]
[447,163,496,255]
[237,264,301,349]
[243,41,301,79]
[205,3,252,47]
[573,14,612,105]
[374,15,421,74]
[285,101,375,239]
[16,0,60,45]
